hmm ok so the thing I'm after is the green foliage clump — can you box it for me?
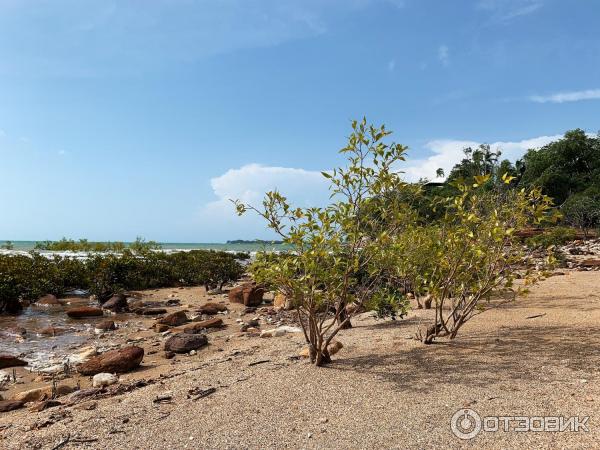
[0,249,245,313]
[33,236,161,252]
[525,226,577,249]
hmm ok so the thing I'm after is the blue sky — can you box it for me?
[0,0,599,242]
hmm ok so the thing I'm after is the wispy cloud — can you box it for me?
[477,0,543,22]
[403,134,561,182]
[438,45,449,66]
[529,89,600,104]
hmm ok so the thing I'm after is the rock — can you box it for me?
[0,370,10,383]
[95,320,116,332]
[165,299,181,306]
[135,308,168,316]
[92,373,119,388]
[39,326,68,336]
[36,294,61,307]
[164,351,175,359]
[13,385,74,403]
[260,325,302,338]
[198,302,228,315]
[157,311,188,326]
[4,326,27,337]
[29,400,62,412]
[229,283,265,307]
[0,400,24,413]
[77,346,144,376]
[581,259,600,267]
[67,306,104,318]
[273,293,293,310]
[0,355,27,369]
[155,324,170,333]
[69,346,97,364]
[164,333,208,354]
[184,318,223,334]
[102,293,128,312]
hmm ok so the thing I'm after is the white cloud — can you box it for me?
[403,134,561,182]
[201,164,330,240]
[477,0,543,21]
[438,45,449,66]
[529,89,600,104]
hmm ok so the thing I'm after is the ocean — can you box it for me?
[0,240,289,254]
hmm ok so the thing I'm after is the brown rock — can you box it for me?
[197,302,228,315]
[102,293,128,311]
[155,324,170,333]
[0,400,24,413]
[135,308,168,316]
[13,385,74,403]
[29,400,62,412]
[581,259,600,267]
[184,318,223,334]
[229,283,265,307]
[39,327,68,336]
[67,307,104,318]
[299,340,344,358]
[164,333,208,354]
[0,355,28,369]
[77,346,144,376]
[95,320,116,331]
[36,294,62,306]
[157,310,188,326]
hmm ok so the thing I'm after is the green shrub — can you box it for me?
[525,226,577,249]
[0,250,245,312]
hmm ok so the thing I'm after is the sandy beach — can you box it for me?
[1,268,599,449]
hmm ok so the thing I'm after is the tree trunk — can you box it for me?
[336,303,352,329]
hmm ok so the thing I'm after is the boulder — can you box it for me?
[197,302,228,315]
[0,400,24,413]
[157,311,188,326]
[229,283,265,307]
[67,307,104,318]
[77,346,144,376]
[164,333,208,354]
[101,293,128,312]
[184,318,223,334]
[36,294,61,307]
[94,320,116,332]
[92,373,118,388]
[13,385,74,403]
[0,355,28,369]
[155,324,170,333]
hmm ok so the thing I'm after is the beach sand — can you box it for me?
[1,270,599,449]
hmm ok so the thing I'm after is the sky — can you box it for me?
[0,0,599,243]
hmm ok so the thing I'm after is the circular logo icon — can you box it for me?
[451,408,482,440]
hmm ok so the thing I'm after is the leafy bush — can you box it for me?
[238,119,414,366]
[561,195,600,238]
[525,226,577,249]
[0,250,245,313]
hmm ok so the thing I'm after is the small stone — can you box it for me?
[92,373,119,388]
